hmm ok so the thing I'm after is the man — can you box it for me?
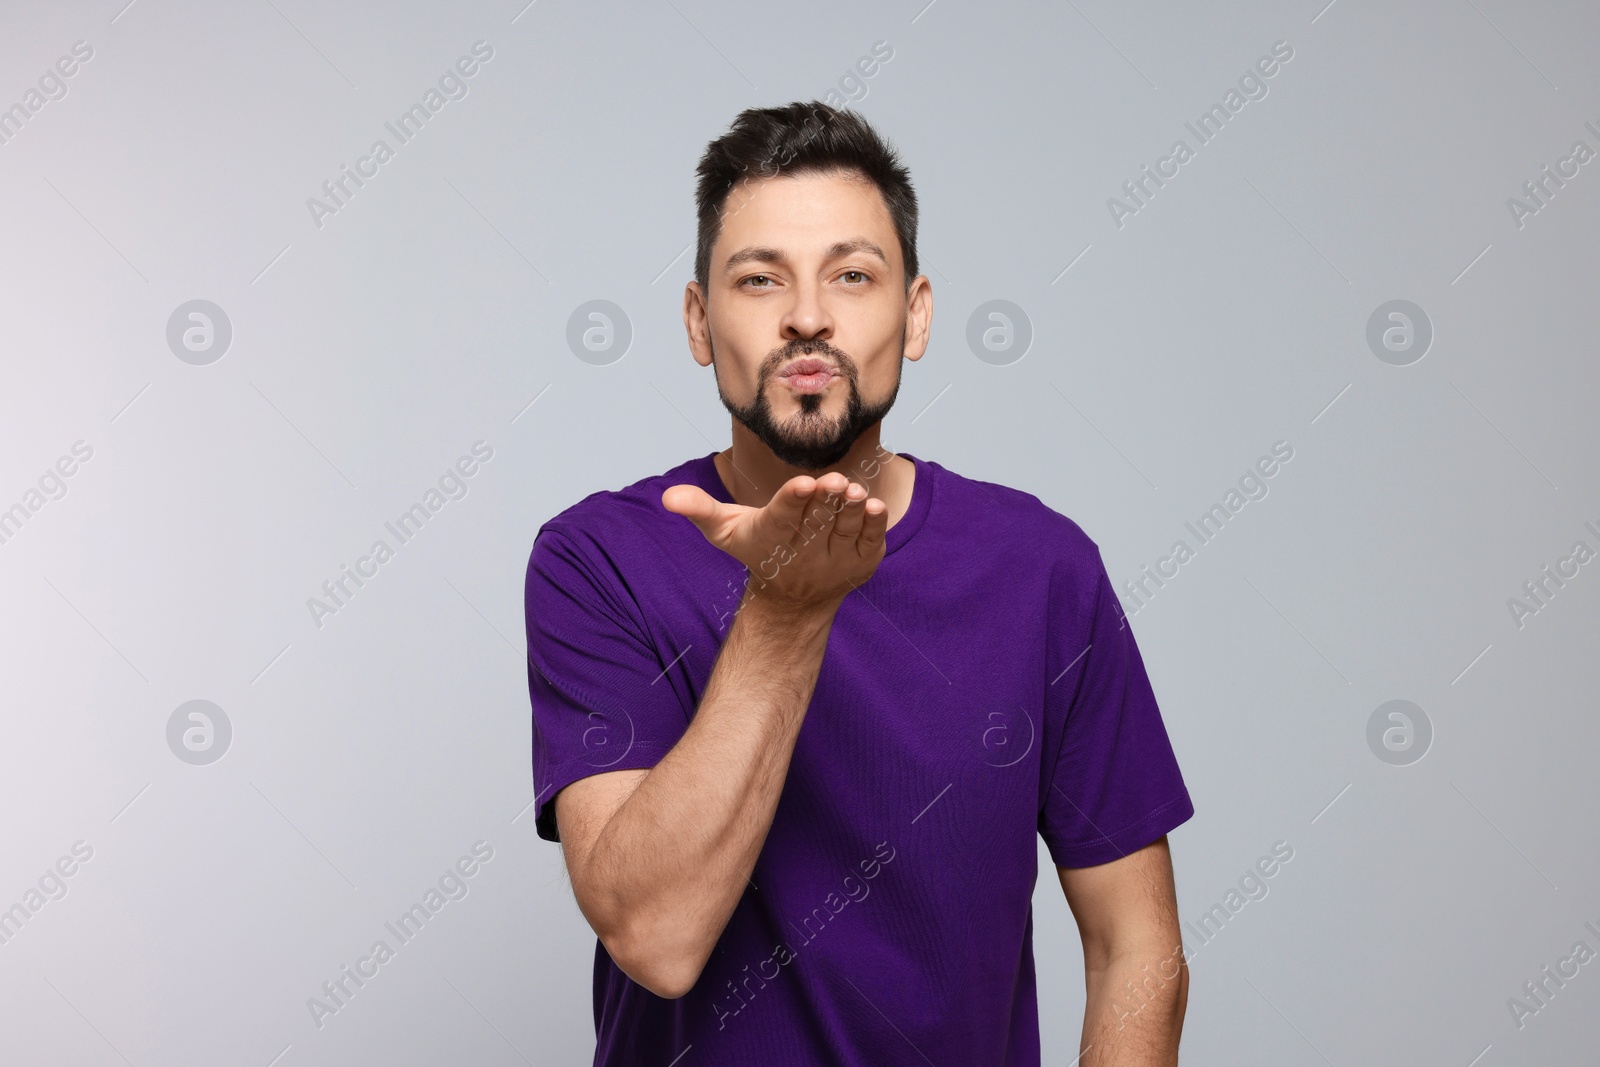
[526,101,1194,1065]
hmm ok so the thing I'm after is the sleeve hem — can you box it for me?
[1042,791,1194,870]
[533,740,681,843]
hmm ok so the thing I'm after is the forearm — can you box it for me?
[582,594,837,993]
[1079,941,1188,1066]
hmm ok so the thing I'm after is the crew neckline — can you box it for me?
[693,450,933,556]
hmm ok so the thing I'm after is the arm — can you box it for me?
[556,597,833,997]
[552,471,887,999]
[1058,835,1188,1066]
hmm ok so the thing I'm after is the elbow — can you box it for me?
[600,923,709,1000]
[639,964,700,1001]
[572,873,713,999]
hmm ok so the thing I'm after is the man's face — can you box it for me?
[691,169,923,470]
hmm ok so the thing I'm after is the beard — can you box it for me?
[714,334,902,471]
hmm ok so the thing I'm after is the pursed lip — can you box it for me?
[777,356,837,379]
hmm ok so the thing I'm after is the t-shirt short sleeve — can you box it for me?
[525,525,691,843]
[1038,545,1194,868]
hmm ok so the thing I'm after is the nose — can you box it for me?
[779,278,833,342]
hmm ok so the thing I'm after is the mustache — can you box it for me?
[763,339,857,377]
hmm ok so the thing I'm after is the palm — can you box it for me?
[661,471,888,611]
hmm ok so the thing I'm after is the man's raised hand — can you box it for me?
[661,470,890,613]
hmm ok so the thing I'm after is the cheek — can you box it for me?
[708,328,770,396]
[719,359,763,401]
[856,329,907,386]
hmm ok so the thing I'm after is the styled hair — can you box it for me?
[693,101,919,291]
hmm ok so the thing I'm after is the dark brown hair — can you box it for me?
[693,101,919,291]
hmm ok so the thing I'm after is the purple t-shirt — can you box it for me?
[525,450,1193,1065]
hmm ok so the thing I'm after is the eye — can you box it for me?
[740,274,774,288]
[840,270,868,284]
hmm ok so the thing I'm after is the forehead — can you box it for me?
[715,171,897,263]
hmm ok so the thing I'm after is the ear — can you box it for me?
[901,275,933,363]
[683,280,714,368]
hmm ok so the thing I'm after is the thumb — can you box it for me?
[661,483,719,530]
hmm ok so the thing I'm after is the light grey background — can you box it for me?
[2,0,1596,1063]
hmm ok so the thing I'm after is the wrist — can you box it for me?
[734,584,840,634]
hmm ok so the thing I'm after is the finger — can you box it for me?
[829,481,868,540]
[801,473,852,536]
[661,484,725,538]
[765,472,842,534]
[855,496,889,556]
[810,471,850,498]
[762,475,816,535]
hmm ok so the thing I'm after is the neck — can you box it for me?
[715,422,915,530]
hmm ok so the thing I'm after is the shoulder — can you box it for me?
[523,459,710,639]
[532,455,706,559]
[921,456,1102,564]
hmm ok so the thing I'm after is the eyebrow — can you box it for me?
[722,238,888,274]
